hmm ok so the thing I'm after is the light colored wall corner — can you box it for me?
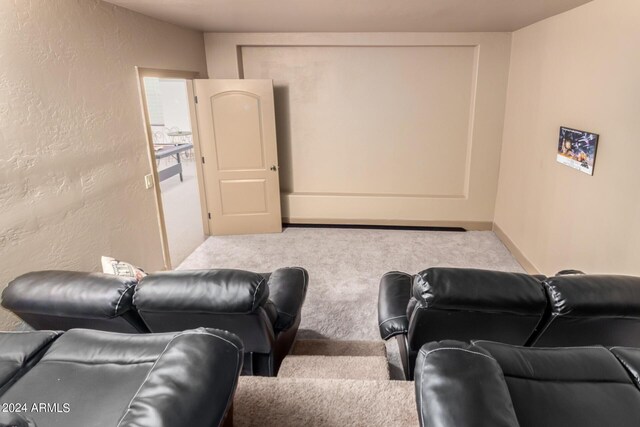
[492,223,541,275]
[205,33,512,226]
[493,0,640,276]
[0,0,208,330]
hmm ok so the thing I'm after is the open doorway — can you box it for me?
[137,69,208,269]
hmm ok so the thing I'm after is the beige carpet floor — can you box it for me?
[234,377,417,426]
[178,227,524,378]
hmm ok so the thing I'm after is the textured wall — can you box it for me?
[494,0,640,275]
[0,0,207,329]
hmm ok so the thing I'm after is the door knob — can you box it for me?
[270,165,278,171]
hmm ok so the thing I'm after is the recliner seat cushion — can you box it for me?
[0,412,35,427]
[0,328,243,427]
[0,331,60,395]
[415,341,640,427]
[475,341,640,427]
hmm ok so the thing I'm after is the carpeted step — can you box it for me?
[282,339,390,380]
[233,377,418,427]
[292,339,387,357]
[278,355,390,380]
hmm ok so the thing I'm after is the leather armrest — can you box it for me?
[266,267,309,332]
[118,328,243,427]
[378,272,412,340]
[415,341,519,427]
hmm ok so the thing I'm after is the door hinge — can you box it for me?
[194,96,198,104]
[208,212,212,219]
[201,156,205,164]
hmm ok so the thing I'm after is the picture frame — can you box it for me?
[557,127,599,176]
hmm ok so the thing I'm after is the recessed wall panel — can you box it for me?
[241,45,476,197]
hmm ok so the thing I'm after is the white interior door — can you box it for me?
[193,79,282,235]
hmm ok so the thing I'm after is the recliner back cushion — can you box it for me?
[134,269,268,314]
[134,270,275,353]
[476,341,640,427]
[408,268,547,351]
[2,271,138,319]
[533,275,640,347]
[2,271,146,333]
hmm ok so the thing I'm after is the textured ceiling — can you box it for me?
[104,0,593,32]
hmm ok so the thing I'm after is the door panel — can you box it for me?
[212,92,265,171]
[219,180,268,215]
[194,79,282,235]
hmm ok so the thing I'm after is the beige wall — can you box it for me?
[494,0,640,275]
[205,33,512,228]
[0,0,207,329]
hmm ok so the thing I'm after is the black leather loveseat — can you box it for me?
[379,267,640,379]
[0,327,242,427]
[2,267,308,377]
[134,268,308,376]
[415,340,640,427]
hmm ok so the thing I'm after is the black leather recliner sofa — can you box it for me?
[379,267,640,379]
[414,340,640,427]
[0,327,243,427]
[2,267,308,376]
[134,268,308,376]
[378,268,548,379]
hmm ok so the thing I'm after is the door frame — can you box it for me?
[135,67,210,270]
